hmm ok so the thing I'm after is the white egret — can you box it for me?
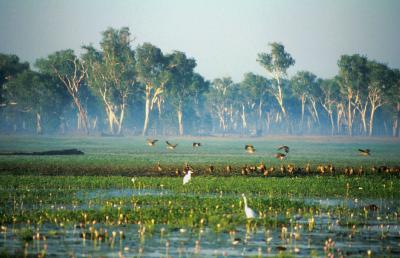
[241,193,256,219]
[183,170,193,185]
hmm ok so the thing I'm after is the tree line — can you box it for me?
[0,27,399,137]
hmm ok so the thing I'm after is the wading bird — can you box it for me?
[193,142,201,148]
[278,145,290,153]
[245,144,256,153]
[358,149,371,156]
[275,153,286,160]
[166,141,178,150]
[146,138,158,146]
[241,193,256,219]
[183,170,193,185]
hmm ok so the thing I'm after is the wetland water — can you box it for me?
[1,187,399,257]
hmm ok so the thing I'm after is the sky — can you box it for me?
[0,0,399,81]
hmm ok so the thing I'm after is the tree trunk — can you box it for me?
[394,103,400,138]
[36,112,42,135]
[368,104,376,137]
[72,96,89,135]
[347,96,352,136]
[177,101,184,136]
[241,104,247,131]
[301,95,305,128]
[116,103,125,135]
[329,111,335,136]
[142,86,151,136]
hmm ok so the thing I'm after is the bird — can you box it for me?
[278,145,290,153]
[358,149,371,156]
[245,144,256,153]
[183,170,193,185]
[166,141,177,150]
[241,193,256,219]
[274,153,286,160]
[226,165,232,173]
[146,138,158,146]
[156,161,162,172]
[193,142,201,148]
[257,162,266,174]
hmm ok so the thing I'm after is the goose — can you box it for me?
[193,142,201,148]
[245,144,256,153]
[166,141,177,150]
[275,153,286,160]
[241,193,256,219]
[278,145,289,153]
[183,170,193,185]
[146,138,158,146]
[358,149,370,156]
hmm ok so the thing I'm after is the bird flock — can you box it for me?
[145,138,400,182]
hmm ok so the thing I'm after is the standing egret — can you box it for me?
[183,170,193,185]
[241,193,256,219]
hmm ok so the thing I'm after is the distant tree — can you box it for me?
[36,50,89,134]
[165,51,197,135]
[5,70,68,134]
[366,60,391,136]
[208,77,234,134]
[135,43,168,135]
[337,54,369,136]
[291,71,318,129]
[319,78,340,135]
[257,42,295,120]
[82,27,136,135]
[240,73,271,134]
[388,69,400,137]
[0,54,29,107]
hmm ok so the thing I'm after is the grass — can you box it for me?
[0,135,399,175]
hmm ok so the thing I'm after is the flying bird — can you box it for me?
[241,193,257,219]
[274,153,286,160]
[146,138,158,146]
[183,170,193,185]
[193,142,201,148]
[277,145,290,153]
[245,144,256,153]
[358,149,371,156]
[166,141,178,150]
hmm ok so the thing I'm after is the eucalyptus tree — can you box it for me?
[82,27,136,135]
[337,54,369,136]
[0,54,29,108]
[388,69,400,137]
[164,51,197,135]
[135,43,168,135]
[257,42,295,119]
[240,73,271,133]
[366,60,391,136]
[319,78,340,135]
[36,50,89,134]
[290,71,315,128]
[208,77,234,134]
[4,70,68,134]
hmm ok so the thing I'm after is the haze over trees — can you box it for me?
[0,27,399,137]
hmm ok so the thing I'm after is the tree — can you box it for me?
[208,77,234,134]
[165,51,197,135]
[135,43,168,135]
[337,54,369,136]
[291,71,317,129]
[366,60,391,136]
[388,69,400,137]
[319,78,340,135]
[82,27,136,135]
[36,50,89,134]
[4,70,68,134]
[0,54,29,107]
[257,42,295,119]
[240,73,271,134]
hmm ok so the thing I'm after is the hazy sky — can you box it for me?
[1,0,399,81]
